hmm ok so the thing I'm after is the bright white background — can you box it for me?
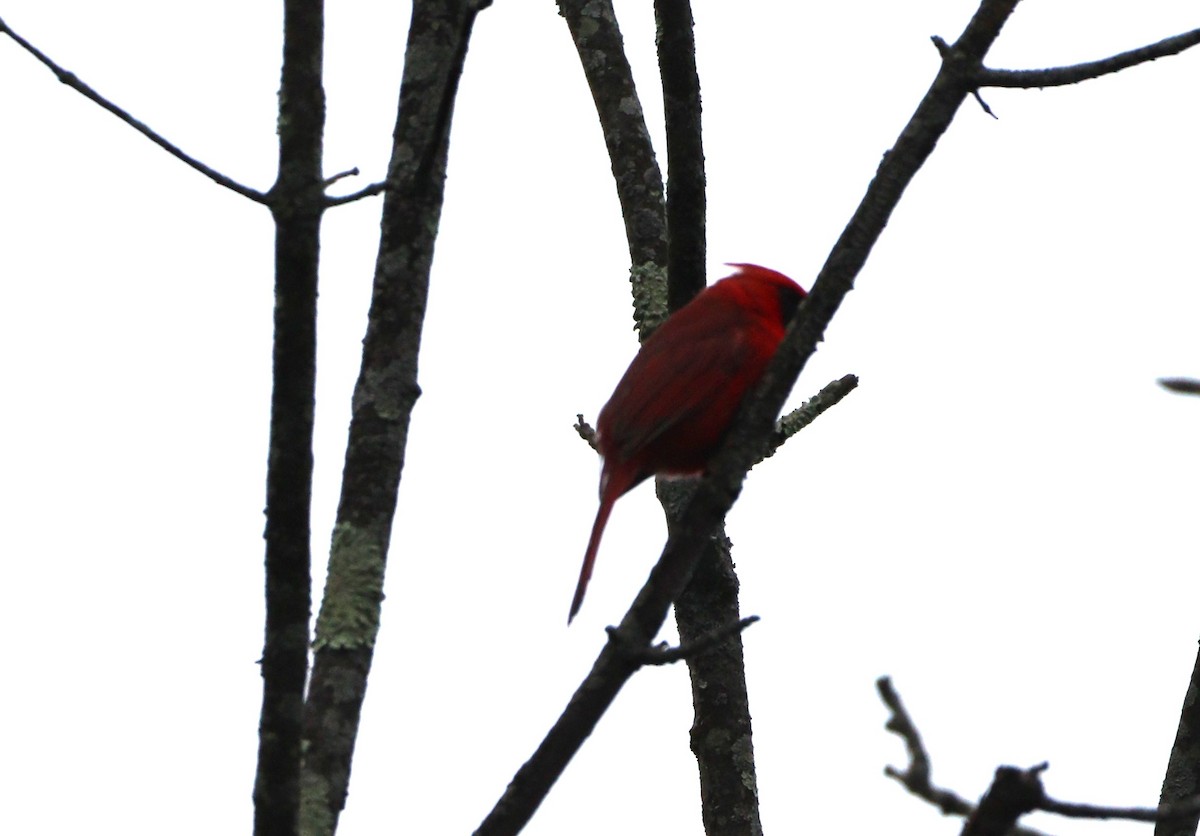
[2,2,1199,834]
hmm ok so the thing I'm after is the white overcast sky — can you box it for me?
[3,2,1200,835]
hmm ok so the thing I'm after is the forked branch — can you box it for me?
[879,677,1200,834]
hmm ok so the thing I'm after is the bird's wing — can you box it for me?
[601,297,769,465]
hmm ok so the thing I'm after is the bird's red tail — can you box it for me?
[569,494,615,623]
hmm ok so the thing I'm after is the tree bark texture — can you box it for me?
[255,1,326,833]
[299,2,487,835]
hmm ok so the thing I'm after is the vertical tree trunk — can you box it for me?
[255,1,326,833]
[299,3,487,834]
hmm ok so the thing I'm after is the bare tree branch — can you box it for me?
[252,0,328,832]
[1155,642,1200,836]
[1154,373,1200,836]
[879,678,1052,836]
[967,763,1200,831]
[976,27,1200,88]
[649,2,769,832]
[1160,377,1200,396]
[323,167,360,188]
[476,3,1027,834]
[663,473,764,836]
[878,678,977,818]
[656,0,706,311]
[1046,792,1200,824]
[325,180,389,206]
[962,765,1048,836]
[252,1,327,834]
[760,374,859,463]
[557,0,669,336]
[609,616,759,666]
[0,15,268,203]
[299,2,489,834]
[580,374,858,464]
[880,677,1200,834]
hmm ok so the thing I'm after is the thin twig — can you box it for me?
[972,89,998,118]
[608,616,759,666]
[1159,377,1200,396]
[323,167,360,187]
[0,15,267,203]
[976,27,1200,88]
[878,677,972,817]
[1043,792,1200,823]
[325,179,389,206]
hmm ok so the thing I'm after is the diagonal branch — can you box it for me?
[976,27,1200,88]
[0,15,268,203]
[475,3,1025,834]
[1155,607,1200,836]
[299,2,489,834]
[557,0,669,336]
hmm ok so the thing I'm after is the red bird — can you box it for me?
[570,263,807,622]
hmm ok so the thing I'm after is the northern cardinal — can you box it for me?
[570,263,807,622]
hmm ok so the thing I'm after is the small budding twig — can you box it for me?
[760,373,859,462]
[323,167,360,188]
